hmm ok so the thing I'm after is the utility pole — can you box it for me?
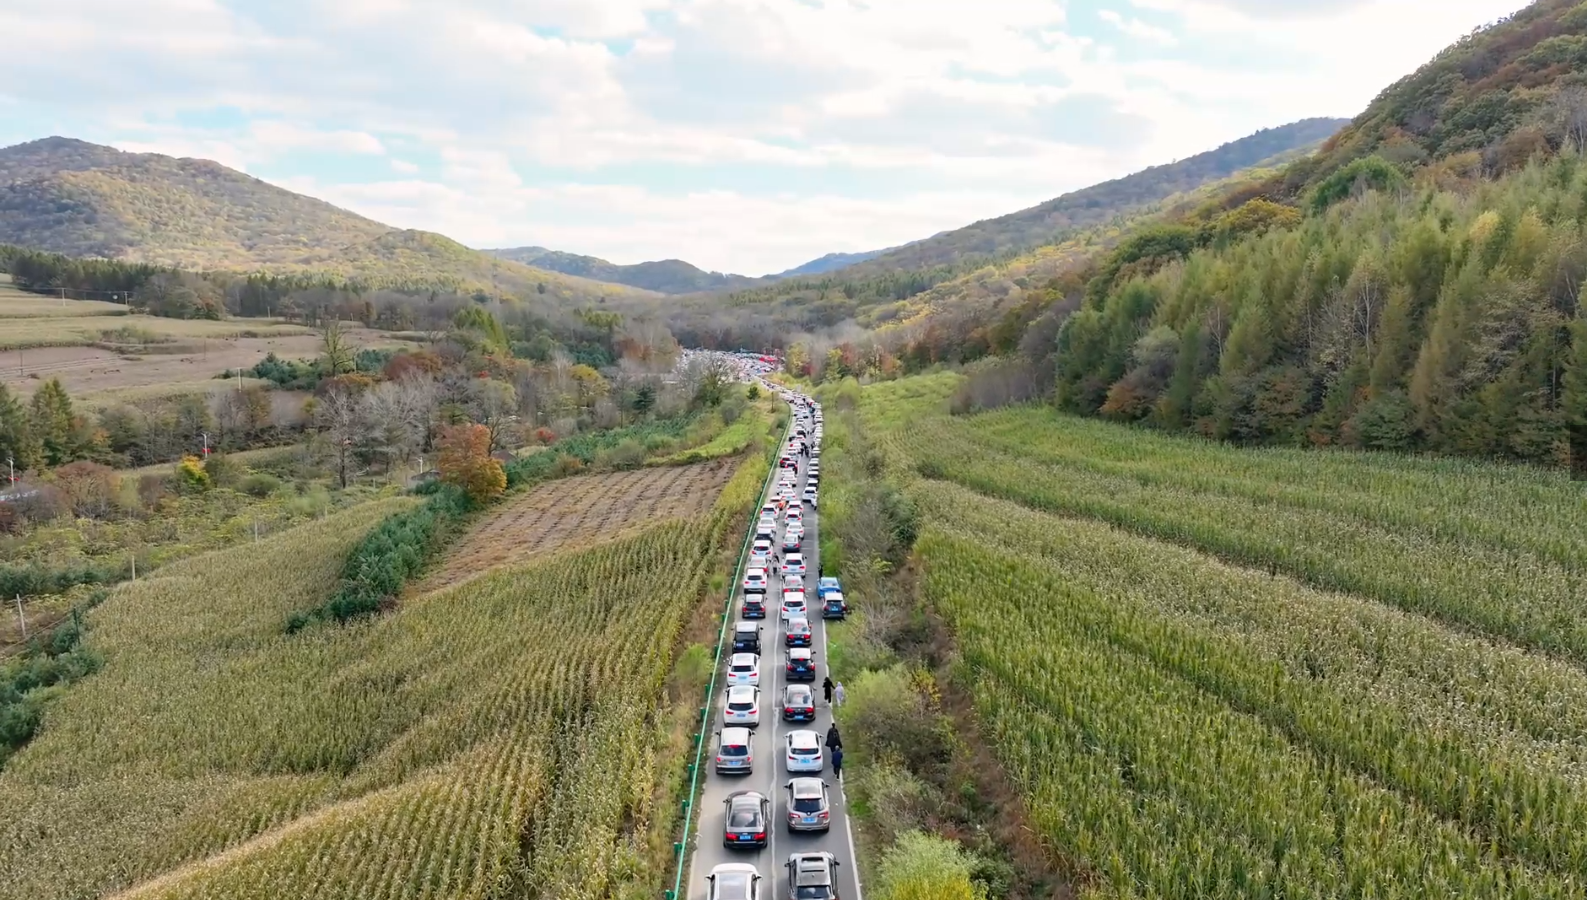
[7,455,14,487]
[14,595,25,640]
[201,432,210,458]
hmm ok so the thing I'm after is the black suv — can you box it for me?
[732,622,762,654]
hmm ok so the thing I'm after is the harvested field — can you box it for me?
[0,328,400,403]
[414,456,742,595]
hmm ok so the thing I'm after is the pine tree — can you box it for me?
[1561,318,1587,479]
[29,378,79,466]
[0,383,40,473]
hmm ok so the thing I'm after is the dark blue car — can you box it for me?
[785,647,816,681]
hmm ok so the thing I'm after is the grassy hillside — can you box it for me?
[820,372,1587,899]
[0,138,656,303]
[486,245,764,293]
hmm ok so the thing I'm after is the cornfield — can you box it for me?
[0,452,759,899]
[843,372,1587,898]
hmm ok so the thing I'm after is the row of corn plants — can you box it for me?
[882,405,1587,666]
[921,530,1582,898]
[830,372,1587,897]
[1,455,759,900]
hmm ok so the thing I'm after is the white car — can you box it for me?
[782,554,806,576]
[743,567,768,593]
[786,507,804,523]
[706,863,763,900]
[780,592,807,621]
[785,730,824,773]
[725,685,761,727]
[727,652,761,687]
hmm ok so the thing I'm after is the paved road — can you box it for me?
[687,390,861,900]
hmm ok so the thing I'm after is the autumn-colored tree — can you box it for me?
[437,423,505,504]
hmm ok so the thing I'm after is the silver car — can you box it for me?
[784,778,831,832]
[785,852,841,900]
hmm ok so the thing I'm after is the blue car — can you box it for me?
[816,577,842,598]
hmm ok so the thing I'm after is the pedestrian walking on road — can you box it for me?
[831,746,844,779]
[833,681,846,707]
[825,723,842,752]
[822,676,834,706]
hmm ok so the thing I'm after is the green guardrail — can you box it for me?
[665,395,793,900]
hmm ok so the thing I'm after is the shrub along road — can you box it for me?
[687,388,860,900]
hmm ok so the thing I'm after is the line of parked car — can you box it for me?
[706,383,848,900]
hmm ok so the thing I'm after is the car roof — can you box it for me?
[727,684,757,700]
[785,684,812,698]
[728,789,768,803]
[787,729,820,747]
[789,617,810,628]
[789,777,825,798]
[789,647,812,658]
[721,726,752,743]
[730,652,757,665]
[735,621,758,632]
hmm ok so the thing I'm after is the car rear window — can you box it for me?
[720,744,748,757]
[791,796,823,812]
[728,699,753,711]
[728,807,759,828]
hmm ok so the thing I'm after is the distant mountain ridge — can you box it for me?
[0,137,655,302]
[772,249,892,278]
[482,246,766,294]
[826,117,1350,279]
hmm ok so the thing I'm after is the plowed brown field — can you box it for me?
[412,456,742,595]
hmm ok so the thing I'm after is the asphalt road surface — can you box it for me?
[687,389,862,900]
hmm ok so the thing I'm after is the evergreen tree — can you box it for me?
[0,384,40,473]
[29,378,80,466]
[1561,318,1587,479]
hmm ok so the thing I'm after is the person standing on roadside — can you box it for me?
[825,723,842,752]
[822,675,834,706]
[833,681,846,708]
[831,745,844,780]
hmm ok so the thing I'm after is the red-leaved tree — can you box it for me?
[437,423,505,504]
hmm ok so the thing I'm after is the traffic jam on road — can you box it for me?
[694,372,858,900]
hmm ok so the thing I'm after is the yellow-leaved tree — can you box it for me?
[873,831,988,900]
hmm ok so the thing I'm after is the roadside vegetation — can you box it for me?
[820,370,1587,899]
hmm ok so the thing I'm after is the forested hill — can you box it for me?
[484,246,765,294]
[1265,0,1587,200]
[861,0,1587,476]
[824,116,1348,279]
[0,137,653,303]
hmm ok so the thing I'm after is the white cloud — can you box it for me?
[0,0,1536,273]
[1098,9,1177,45]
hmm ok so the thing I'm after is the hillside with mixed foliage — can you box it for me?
[485,245,763,293]
[831,117,1348,278]
[1260,0,1587,201]
[794,0,1587,476]
[0,138,653,303]
[664,118,1346,349]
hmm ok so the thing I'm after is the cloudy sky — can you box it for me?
[0,0,1526,275]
